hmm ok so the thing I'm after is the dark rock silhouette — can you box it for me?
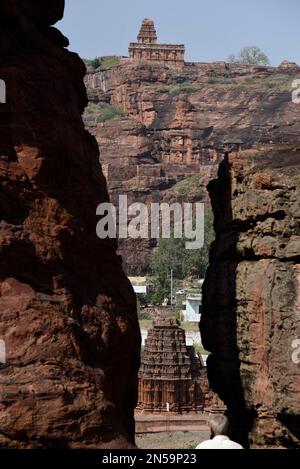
[0,0,140,448]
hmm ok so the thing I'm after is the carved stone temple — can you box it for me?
[129,19,185,67]
[137,318,209,413]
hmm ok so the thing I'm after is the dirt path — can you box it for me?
[136,430,210,449]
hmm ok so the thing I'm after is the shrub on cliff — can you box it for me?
[206,77,235,85]
[85,102,102,114]
[96,104,127,122]
[228,46,270,65]
[91,57,101,69]
[99,56,121,71]
[175,174,204,197]
[83,56,121,71]
[169,83,197,95]
[84,102,127,123]
[264,73,296,90]
[83,57,101,69]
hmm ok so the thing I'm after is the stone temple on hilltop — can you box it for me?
[129,19,185,67]
[137,318,211,413]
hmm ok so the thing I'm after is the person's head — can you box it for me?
[209,414,229,437]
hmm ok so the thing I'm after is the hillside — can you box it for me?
[84,58,300,274]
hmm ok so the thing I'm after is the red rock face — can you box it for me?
[84,60,300,274]
[0,0,140,448]
[201,145,300,448]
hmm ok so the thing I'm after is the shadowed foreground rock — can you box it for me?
[0,0,140,448]
[201,144,300,448]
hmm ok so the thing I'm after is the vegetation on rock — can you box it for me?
[96,104,127,122]
[85,102,127,122]
[228,46,270,65]
[169,83,197,95]
[174,174,204,197]
[206,76,235,85]
[83,56,121,71]
[99,56,121,70]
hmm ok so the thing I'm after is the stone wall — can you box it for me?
[129,43,185,67]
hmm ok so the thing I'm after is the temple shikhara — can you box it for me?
[129,19,185,66]
[137,318,210,413]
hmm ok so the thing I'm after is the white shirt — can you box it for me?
[196,435,243,449]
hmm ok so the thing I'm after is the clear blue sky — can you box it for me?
[58,0,300,66]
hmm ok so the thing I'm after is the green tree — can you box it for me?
[149,208,215,305]
[91,57,101,69]
[228,46,270,66]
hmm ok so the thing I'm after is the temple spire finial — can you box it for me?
[137,18,157,44]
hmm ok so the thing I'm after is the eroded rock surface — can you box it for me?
[201,145,300,448]
[0,0,140,449]
[84,59,300,274]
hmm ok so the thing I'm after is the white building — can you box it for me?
[182,294,202,322]
[129,277,149,295]
[133,285,148,295]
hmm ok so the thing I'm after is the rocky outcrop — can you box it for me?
[0,0,140,448]
[201,144,300,448]
[84,59,300,274]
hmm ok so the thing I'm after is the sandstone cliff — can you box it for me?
[84,59,300,274]
[0,0,140,448]
[201,145,300,448]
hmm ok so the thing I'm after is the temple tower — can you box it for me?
[129,19,185,67]
[137,19,157,44]
[137,318,206,413]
